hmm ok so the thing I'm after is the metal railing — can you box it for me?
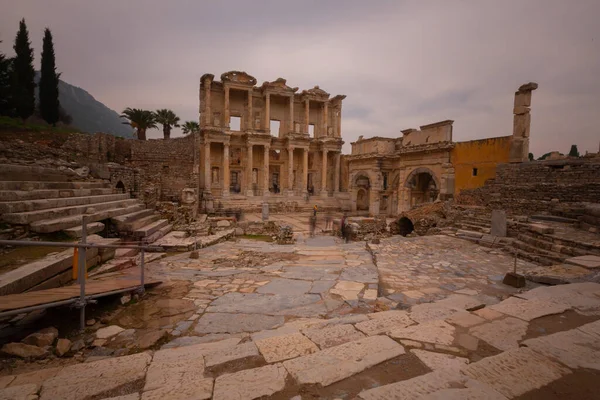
[0,218,162,330]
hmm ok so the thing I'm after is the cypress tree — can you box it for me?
[0,41,14,116]
[39,28,60,125]
[12,19,36,120]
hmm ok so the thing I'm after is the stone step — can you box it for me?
[0,164,77,182]
[143,223,173,244]
[455,223,491,234]
[531,215,579,224]
[3,199,140,225]
[111,209,154,229]
[29,203,145,233]
[0,193,130,214]
[0,187,114,202]
[123,213,160,233]
[511,240,566,266]
[0,181,109,191]
[134,219,169,238]
[515,229,600,255]
[63,222,105,238]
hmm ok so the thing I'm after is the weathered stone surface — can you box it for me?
[462,347,571,398]
[522,327,600,370]
[282,335,404,386]
[55,338,71,356]
[256,278,311,295]
[195,313,284,334]
[142,377,213,400]
[516,282,600,311]
[565,255,600,269]
[411,349,469,371]
[489,297,569,321]
[490,210,506,237]
[206,293,326,317]
[0,383,40,400]
[436,294,486,311]
[136,330,167,349]
[389,320,456,346]
[469,317,528,351]
[303,324,365,349]
[162,334,244,349]
[0,376,15,389]
[309,280,335,294]
[103,395,140,400]
[22,327,58,347]
[330,280,364,301]
[281,266,339,281]
[40,352,152,400]
[204,342,260,368]
[457,333,479,351]
[1,342,48,359]
[256,332,318,363]
[355,310,413,336]
[11,367,61,387]
[409,303,458,324]
[339,265,378,283]
[473,307,505,320]
[358,369,464,400]
[418,379,509,400]
[96,325,125,339]
[445,312,486,328]
[213,364,287,400]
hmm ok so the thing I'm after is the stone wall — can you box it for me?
[457,158,600,215]
[61,133,131,163]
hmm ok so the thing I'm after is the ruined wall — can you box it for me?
[452,136,512,194]
[401,120,453,147]
[61,133,131,163]
[351,138,395,155]
[457,158,600,215]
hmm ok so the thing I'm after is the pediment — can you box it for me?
[220,71,257,86]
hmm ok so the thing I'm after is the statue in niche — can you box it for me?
[252,168,258,184]
[231,147,242,165]
[211,167,219,184]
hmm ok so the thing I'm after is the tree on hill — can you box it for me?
[12,19,36,120]
[0,40,14,116]
[528,152,534,161]
[568,144,580,157]
[181,120,199,135]
[120,108,156,140]
[39,28,60,125]
[154,109,180,139]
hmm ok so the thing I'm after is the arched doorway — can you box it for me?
[115,181,126,194]
[405,168,439,207]
[353,174,370,211]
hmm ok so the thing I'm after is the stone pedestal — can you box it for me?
[262,203,269,221]
[491,210,507,237]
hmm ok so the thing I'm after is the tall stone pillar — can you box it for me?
[204,140,211,194]
[263,145,270,197]
[287,146,295,196]
[288,96,294,133]
[321,149,328,197]
[246,144,254,197]
[264,93,271,132]
[224,86,230,128]
[222,143,230,198]
[303,148,309,194]
[510,82,538,163]
[334,152,341,193]
[322,102,328,137]
[337,107,342,137]
[247,90,253,130]
[204,78,212,126]
[304,99,310,134]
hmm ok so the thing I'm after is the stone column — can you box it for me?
[303,148,309,194]
[246,144,254,196]
[264,93,271,132]
[247,90,253,130]
[322,102,328,137]
[204,78,212,126]
[288,96,294,133]
[224,86,230,128]
[287,146,295,196]
[321,149,328,197]
[510,82,538,163]
[204,140,211,194]
[222,143,230,198]
[337,107,342,137]
[334,152,341,193]
[263,144,270,197]
[304,99,310,134]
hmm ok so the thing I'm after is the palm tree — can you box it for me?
[120,108,156,140]
[154,109,180,139]
[181,120,200,135]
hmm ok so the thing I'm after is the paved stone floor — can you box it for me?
[2,234,600,399]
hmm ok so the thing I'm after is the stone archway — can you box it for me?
[115,181,126,194]
[356,188,369,210]
[404,167,440,208]
[352,173,371,212]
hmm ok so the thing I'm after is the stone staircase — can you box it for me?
[0,164,171,244]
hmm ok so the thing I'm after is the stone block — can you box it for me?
[355,310,413,336]
[565,255,600,269]
[1,343,48,359]
[302,324,365,349]
[282,335,404,386]
[502,272,526,288]
[445,312,486,328]
[213,364,287,400]
[411,349,469,371]
[0,384,40,400]
[489,296,569,321]
[255,332,318,363]
[358,369,464,400]
[469,317,528,351]
[490,210,506,237]
[389,320,456,346]
[204,342,259,368]
[195,313,284,334]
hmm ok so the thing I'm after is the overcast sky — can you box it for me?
[1,0,598,156]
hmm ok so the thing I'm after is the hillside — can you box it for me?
[34,72,132,138]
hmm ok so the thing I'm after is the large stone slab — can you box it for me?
[256,278,312,295]
[409,303,458,324]
[462,347,571,398]
[282,335,404,386]
[418,379,508,400]
[195,313,284,334]
[565,255,600,269]
[355,311,413,336]
[206,293,326,317]
[411,349,469,371]
[280,266,339,281]
[255,332,318,363]
[489,297,569,321]
[330,281,364,301]
[339,265,379,284]
[358,369,464,400]
[389,320,456,346]
[469,317,528,351]
[141,377,213,400]
[40,352,152,400]
[309,280,335,294]
[0,384,40,400]
[490,210,506,237]
[445,312,486,328]
[204,342,259,368]
[516,282,600,311]
[303,324,365,349]
[522,327,600,370]
[213,364,287,400]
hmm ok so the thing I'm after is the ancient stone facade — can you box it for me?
[346,83,538,215]
[199,71,345,208]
